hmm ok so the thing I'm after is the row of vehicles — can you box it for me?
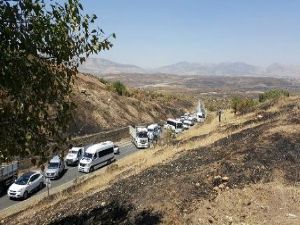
[2,141,120,200]
[164,110,206,133]
[130,123,162,149]
[3,103,206,200]
[130,109,206,148]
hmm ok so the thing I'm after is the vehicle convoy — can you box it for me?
[164,118,183,134]
[65,146,85,166]
[7,171,44,200]
[0,162,18,194]
[129,125,149,148]
[78,141,115,173]
[147,124,161,140]
[45,156,65,179]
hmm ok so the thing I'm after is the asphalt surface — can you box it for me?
[0,141,138,211]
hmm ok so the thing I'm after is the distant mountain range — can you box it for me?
[79,58,146,74]
[79,58,300,78]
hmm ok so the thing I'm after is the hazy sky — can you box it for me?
[82,0,300,68]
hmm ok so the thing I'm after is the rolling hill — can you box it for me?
[79,58,300,78]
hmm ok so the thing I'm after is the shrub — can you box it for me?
[231,96,258,114]
[98,77,109,85]
[112,81,128,96]
[259,89,289,103]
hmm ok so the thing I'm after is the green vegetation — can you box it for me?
[231,89,290,115]
[0,0,114,161]
[231,96,258,114]
[259,89,290,102]
[112,81,128,96]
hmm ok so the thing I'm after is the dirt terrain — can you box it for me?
[98,73,300,94]
[68,73,194,135]
[2,96,300,225]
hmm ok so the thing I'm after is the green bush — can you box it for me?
[231,96,258,114]
[259,89,289,103]
[112,81,128,96]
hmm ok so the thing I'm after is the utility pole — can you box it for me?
[218,110,222,123]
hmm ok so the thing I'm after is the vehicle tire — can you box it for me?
[23,191,28,200]
[89,166,94,173]
[39,182,44,190]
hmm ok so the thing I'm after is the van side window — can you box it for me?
[98,147,114,158]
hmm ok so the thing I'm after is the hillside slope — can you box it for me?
[68,74,194,135]
[2,96,300,225]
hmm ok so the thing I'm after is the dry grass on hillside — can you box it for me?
[1,96,300,225]
[69,73,194,135]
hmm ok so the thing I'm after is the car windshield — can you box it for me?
[84,152,93,159]
[69,150,78,154]
[48,162,59,169]
[176,123,183,129]
[15,173,33,185]
[138,132,148,138]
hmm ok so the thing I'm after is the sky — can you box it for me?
[82,0,300,68]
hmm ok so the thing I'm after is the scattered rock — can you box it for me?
[257,115,263,119]
[287,213,297,219]
[208,218,213,223]
[100,201,106,207]
[213,186,220,192]
[222,176,229,182]
[218,183,225,190]
[195,182,200,187]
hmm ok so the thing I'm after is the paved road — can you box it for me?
[0,141,137,211]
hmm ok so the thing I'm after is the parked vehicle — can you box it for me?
[65,146,85,166]
[183,120,193,128]
[147,124,161,140]
[7,171,44,200]
[188,116,197,124]
[182,123,190,130]
[113,145,120,154]
[164,119,183,134]
[45,156,65,179]
[0,162,18,194]
[78,141,114,173]
[196,111,205,122]
[129,126,149,149]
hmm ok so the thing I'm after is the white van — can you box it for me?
[147,124,161,140]
[164,119,183,134]
[196,112,205,122]
[78,141,114,173]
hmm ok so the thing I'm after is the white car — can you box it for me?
[7,171,44,200]
[45,155,65,179]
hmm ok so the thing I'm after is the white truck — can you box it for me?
[147,123,161,140]
[0,162,18,194]
[129,125,149,149]
[65,146,85,166]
